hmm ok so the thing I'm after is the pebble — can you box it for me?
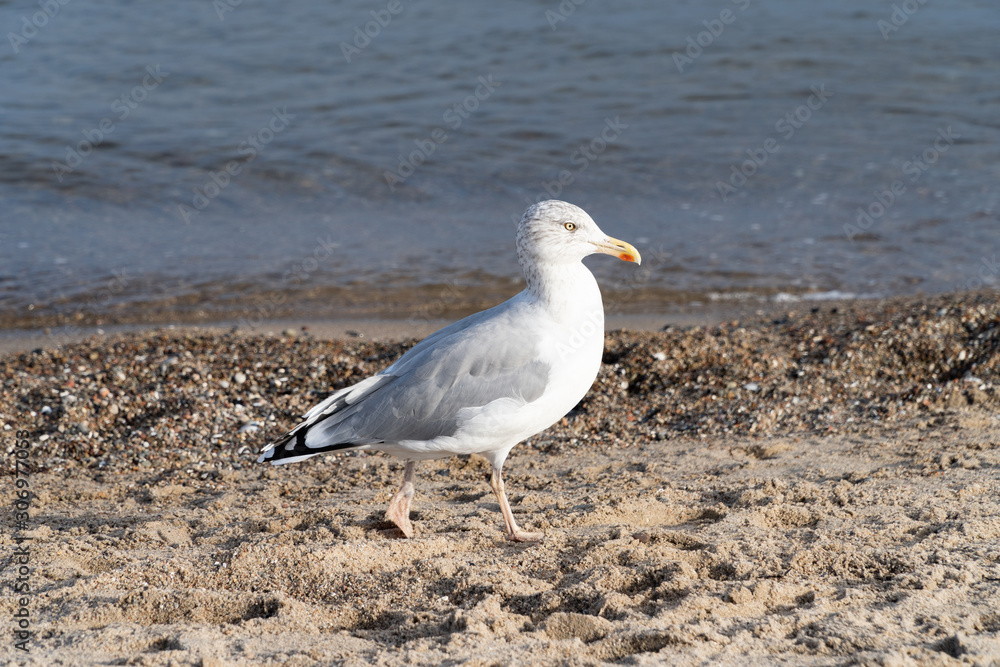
[0,292,996,477]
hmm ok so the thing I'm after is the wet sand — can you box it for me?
[1,292,998,665]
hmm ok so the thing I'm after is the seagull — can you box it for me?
[258,200,640,541]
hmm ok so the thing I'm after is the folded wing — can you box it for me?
[258,303,551,464]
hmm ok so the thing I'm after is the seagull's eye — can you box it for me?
[563,222,576,231]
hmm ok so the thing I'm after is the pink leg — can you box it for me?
[490,467,543,542]
[386,461,416,538]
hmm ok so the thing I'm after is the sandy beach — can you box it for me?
[2,292,998,665]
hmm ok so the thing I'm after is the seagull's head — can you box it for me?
[516,200,641,267]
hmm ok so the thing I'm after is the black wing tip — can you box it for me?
[256,425,368,465]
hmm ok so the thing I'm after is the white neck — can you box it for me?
[520,256,604,323]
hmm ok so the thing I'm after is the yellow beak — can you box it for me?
[591,236,641,264]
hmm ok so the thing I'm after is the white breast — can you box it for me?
[468,266,606,461]
[380,264,608,467]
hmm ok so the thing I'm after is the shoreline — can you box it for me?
[1,289,982,356]
[1,285,953,357]
[0,310,744,356]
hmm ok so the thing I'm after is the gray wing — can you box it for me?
[260,299,551,462]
